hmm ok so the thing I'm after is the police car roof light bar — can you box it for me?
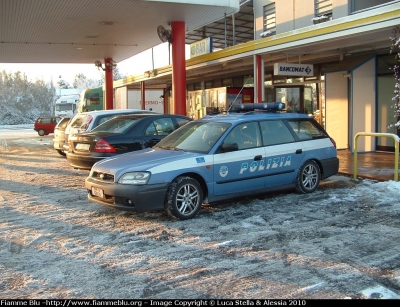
[230,102,286,113]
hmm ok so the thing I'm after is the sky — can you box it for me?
[1,43,189,86]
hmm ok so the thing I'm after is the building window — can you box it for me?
[263,3,276,34]
[233,77,243,87]
[222,78,233,87]
[315,0,332,19]
[205,81,214,89]
[351,0,395,13]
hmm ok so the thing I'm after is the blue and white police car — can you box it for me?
[85,103,339,220]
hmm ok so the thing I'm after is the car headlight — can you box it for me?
[118,172,151,185]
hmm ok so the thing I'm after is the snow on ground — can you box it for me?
[1,127,400,299]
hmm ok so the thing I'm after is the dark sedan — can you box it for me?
[66,113,191,170]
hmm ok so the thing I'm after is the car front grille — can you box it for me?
[92,171,114,182]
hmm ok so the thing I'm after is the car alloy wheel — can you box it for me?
[165,176,203,220]
[295,160,321,193]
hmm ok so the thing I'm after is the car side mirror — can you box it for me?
[220,142,238,153]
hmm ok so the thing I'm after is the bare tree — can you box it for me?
[73,73,103,89]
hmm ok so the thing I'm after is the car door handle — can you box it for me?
[296,149,302,154]
[254,155,263,161]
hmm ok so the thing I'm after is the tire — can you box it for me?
[295,160,320,194]
[38,129,45,136]
[56,149,66,156]
[165,176,203,220]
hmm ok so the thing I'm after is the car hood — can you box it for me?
[92,148,202,175]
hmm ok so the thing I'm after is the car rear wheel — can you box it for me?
[165,176,203,220]
[38,129,45,136]
[295,160,320,193]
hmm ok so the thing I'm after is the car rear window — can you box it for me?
[91,117,140,133]
[97,115,119,126]
[69,115,93,129]
[37,117,56,124]
[287,119,327,140]
[55,118,71,130]
[260,120,295,146]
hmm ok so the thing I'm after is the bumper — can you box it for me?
[53,140,65,151]
[320,157,339,179]
[67,153,103,170]
[85,177,169,212]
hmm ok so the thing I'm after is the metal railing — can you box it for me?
[353,132,399,182]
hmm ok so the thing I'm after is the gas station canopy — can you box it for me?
[0,0,240,63]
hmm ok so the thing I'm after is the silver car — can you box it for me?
[52,117,71,156]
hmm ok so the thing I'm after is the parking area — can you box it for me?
[1,133,400,299]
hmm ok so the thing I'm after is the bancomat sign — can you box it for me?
[274,63,314,76]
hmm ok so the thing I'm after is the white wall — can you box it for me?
[333,0,350,18]
[253,0,270,38]
[115,87,128,109]
[325,72,349,150]
[253,0,353,36]
[351,57,376,152]
[253,0,315,36]
[275,0,295,33]
[294,0,314,29]
[127,90,164,113]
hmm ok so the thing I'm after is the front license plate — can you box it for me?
[76,143,90,150]
[92,187,104,198]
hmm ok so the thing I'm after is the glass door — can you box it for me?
[275,87,301,112]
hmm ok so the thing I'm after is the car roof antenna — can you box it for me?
[227,75,252,113]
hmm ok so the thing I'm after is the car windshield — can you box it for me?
[91,117,140,133]
[155,121,231,154]
[55,104,73,111]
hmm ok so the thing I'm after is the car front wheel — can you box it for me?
[295,160,320,193]
[56,149,66,156]
[38,129,45,136]
[165,176,203,220]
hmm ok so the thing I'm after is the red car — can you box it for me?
[34,116,62,136]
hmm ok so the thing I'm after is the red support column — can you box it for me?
[140,81,145,110]
[256,54,262,103]
[105,58,114,110]
[162,91,166,114]
[171,21,186,116]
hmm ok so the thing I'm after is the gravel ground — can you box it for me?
[1,133,400,299]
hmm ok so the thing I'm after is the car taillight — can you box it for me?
[329,137,336,148]
[94,139,117,153]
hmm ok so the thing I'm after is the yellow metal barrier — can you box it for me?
[353,132,399,182]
